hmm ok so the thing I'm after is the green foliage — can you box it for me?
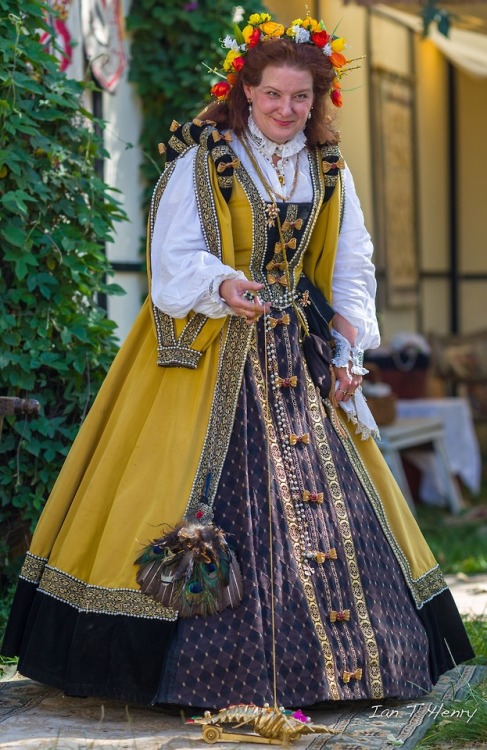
[417,502,487,575]
[418,651,487,747]
[0,0,126,579]
[126,0,266,204]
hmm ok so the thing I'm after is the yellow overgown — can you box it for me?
[24,155,441,622]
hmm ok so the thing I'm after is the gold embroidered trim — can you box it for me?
[248,342,340,700]
[36,564,178,621]
[148,142,227,368]
[155,344,202,369]
[185,318,254,515]
[150,158,205,367]
[320,144,343,188]
[307,380,384,699]
[19,552,47,583]
[167,134,187,155]
[327,405,448,609]
[194,145,222,264]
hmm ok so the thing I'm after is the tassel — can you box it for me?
[135,522,243,618]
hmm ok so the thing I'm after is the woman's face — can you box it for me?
[243,65,314,144]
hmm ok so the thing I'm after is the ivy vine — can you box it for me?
[126,0,266,205]
[0,0,126,608]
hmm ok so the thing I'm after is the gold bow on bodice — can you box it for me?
[281,218,304,232]
[302,490,323,503]
[267,274,288,287]
[329,609,351,623]
[278,375,297,388]
[342,668,363,683]
[269,314,291,328]
[289,433,310,446]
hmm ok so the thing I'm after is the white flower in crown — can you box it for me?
[292,26,311,44]
[323,42,333,56]
[222,35,241,51]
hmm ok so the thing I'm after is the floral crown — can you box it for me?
[209,13,351,108]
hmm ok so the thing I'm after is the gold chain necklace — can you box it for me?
[239,133,301,204]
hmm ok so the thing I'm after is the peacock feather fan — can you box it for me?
[135,522,243,618]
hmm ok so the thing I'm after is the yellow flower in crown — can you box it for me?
[260,21,285,37]
[328,37,347,70]
[242,25,255,42]
[331,37,346,52]
[223,49,239,72]
[301,16,322,33]
[249,12,270,25]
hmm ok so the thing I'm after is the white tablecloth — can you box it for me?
[396,398,482,504]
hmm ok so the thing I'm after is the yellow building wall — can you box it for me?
[457,72,487,276]
[457,71,487,333]
[415,38,451,336]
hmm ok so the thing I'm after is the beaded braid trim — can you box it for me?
[149,122,239,368]
[247,338,341,700]
[294,149,327,269]
[149,155,205,368]
[19,551,47,583]
[262,319,361,691]
[327,405,448,609]
[184,318,254,519]
[19,552,177,621]
[194,144,222,266]
[305,378,384,698]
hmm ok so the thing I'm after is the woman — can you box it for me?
[2,13,473,710]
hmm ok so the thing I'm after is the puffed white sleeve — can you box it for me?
[332,166,381,351]
[150,148,246,319]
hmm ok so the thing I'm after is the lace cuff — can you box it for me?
[331,330,369,375]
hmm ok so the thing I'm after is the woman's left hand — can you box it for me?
[334,366,362,403]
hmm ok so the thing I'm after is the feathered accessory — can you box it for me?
[135,522,243,618]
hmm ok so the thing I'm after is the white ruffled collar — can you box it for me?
[247,113,307,160]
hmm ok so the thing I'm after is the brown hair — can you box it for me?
[201,37,339,146]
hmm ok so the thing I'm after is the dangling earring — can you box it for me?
[308,106,313,120]
[247,99,252,116]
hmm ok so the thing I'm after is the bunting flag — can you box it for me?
[81,0,127,92]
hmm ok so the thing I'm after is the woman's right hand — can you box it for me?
[219,279,270,325]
